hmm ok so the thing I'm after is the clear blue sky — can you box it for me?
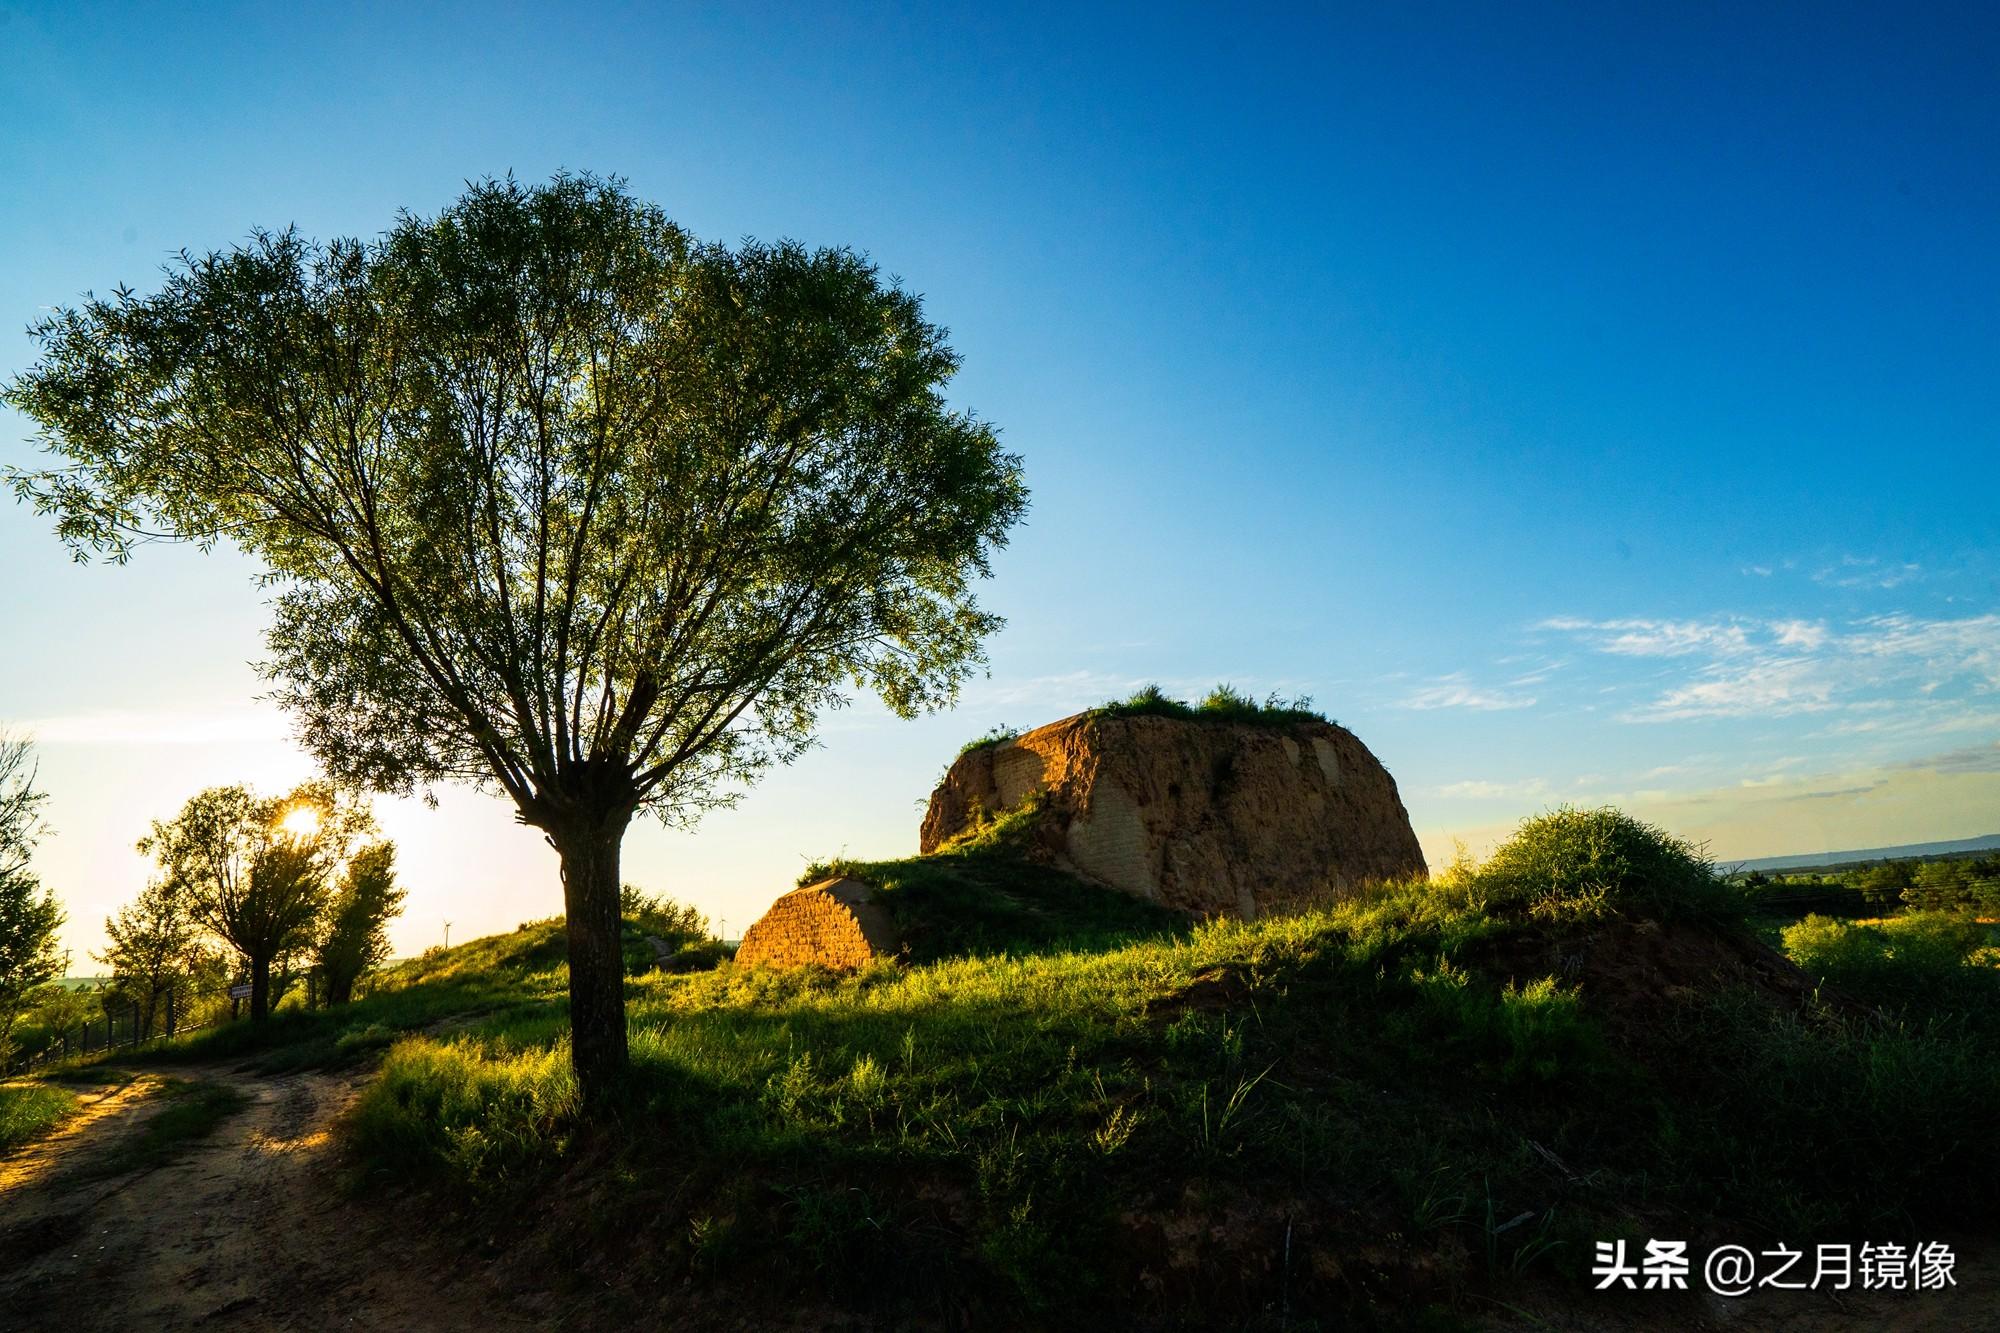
[3,2,1996,961]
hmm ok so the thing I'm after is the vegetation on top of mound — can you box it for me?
[947,684,1329,762]
[1089,681,1330,728]
[799,796,1183,961]
[1464,806,1741,924]
[950,724,1022,759]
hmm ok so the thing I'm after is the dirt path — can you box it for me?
[0,1074,168,1195]
[0,1063,541,1332]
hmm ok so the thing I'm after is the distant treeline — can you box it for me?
[1733,850,2000,916]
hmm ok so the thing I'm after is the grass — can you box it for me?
[0,1082,80,1152]
[951,724,1022,759]
[340,838,2000,1324]
[27,803,1972,1326]
[947,682,1330,762]
[1090,681,1330,728]
[799,796,1184,961]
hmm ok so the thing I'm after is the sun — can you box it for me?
[277,805,322,840]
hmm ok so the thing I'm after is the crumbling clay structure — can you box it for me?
[735,876,900,969]
[922,711,1427,918]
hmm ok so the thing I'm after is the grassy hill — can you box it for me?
[18,807,2000,1329]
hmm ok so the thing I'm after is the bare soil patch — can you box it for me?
[0,1062,540,1332]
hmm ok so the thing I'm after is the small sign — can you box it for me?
[228,983,252,1000]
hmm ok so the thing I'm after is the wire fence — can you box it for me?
[5,982,250,1077]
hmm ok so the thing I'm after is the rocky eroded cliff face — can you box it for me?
[922,712,1426,919]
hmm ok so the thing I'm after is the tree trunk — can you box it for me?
[250,955,272,1022]
[551,818,631,1106]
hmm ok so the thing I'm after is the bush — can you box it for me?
[620,885,710,946]
[1470,806,1736,923]
[1782,912,1989,1009]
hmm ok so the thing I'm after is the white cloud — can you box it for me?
[1771,619,1828,650]
[1537,616,1753,657]
[1627,656,1835,721]
[1537,611,2000,725]
[1434,777,1552,799]
[1400,674,1537,712]
[1813,556,1922,590]
[14,706,291,746]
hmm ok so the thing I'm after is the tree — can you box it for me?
[139,782,373,1020]
[1860,859,1916,909]
[5,174,1027,1102]
[1904,859,1972,912]
[97,876,202,1036]
[315,841,405,1005]
[0,733,66,1062]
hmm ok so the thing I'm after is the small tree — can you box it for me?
[315,841,405,1005]
[97,877,203,1037]
[140,782,373,1020]
[1904,859,1973,912]
[5,174,1027,1102]
[0,733,66,1062]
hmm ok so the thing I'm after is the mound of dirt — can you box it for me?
[1472,914,1839,1034]
[922,711,1426,918]
[735,877,900,970]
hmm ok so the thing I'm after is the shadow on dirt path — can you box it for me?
[0,1062,538,1332]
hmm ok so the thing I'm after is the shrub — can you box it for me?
[1782,912,1988,1009]
[1470,806,1736,923]
[620,885,710,946]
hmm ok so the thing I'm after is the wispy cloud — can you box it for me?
[13,706,291,746]
[1813,555,1922,590]
[1638,656,1835,721]
[1896,741,2000,775]
[1537,616,1754,658]
[1434,777,1552,799]
[1400,674,1537,712]
[1535,612,2000,725]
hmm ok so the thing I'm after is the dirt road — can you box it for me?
[0,1063,540,1332]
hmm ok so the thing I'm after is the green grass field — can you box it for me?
[338,810,2000,1327]
[0,1082,80,1152]
[14,807,1997,1327]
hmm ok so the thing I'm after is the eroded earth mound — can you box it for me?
[735,876,900,970]
[922,711,1427,918]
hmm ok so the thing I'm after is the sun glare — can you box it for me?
[278,805,322,840]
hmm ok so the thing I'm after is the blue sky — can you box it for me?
[2,2,1996,961]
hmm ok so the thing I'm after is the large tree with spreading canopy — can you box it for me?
[4,174,1027,1100]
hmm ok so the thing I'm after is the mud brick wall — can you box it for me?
[736,878,899,970]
